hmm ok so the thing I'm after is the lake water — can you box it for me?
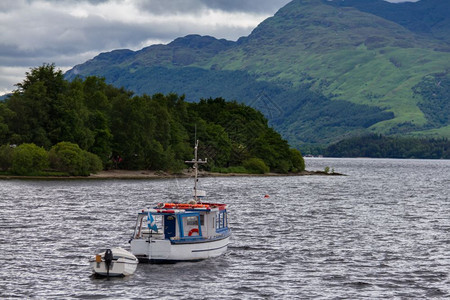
[0,158,449,299]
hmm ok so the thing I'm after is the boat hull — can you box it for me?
[90,247,138,277]
[131,234,231,263]
[90,259,138,277]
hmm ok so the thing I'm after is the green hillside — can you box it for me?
[65,0,450,147]
[327,0,450,45]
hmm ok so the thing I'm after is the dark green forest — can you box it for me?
[413,74,450,128]
[325,134,450,159]
[0,64,304,175]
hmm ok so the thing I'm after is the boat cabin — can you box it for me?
[132,203,229,242]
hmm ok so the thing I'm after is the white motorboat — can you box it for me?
[129,140,231,263]
[90,247,138,277]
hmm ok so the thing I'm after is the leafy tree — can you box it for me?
[82,76,111,111]
[0,144,14,171]
[7,64,68,148]
[194,120,233,168]
[51,87,94,149]
[48,142,102,175]
[243,158,270,174]
[79,77,112,161]
[5,64,100,150]
[11,143,49,175]
[109,94,158,169]
[250,128,292,173]
[0,103,13,144]
[289,148,305,172]
[15,63,66,98]
[87,110,112,164]
[84,151,104,174]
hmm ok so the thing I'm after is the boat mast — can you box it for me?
[185,140,207,201]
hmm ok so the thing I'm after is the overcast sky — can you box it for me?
[0,0,420,95]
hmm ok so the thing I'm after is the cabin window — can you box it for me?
[186,215,204,226]
[216,211,228,229]
[155,214,164,228]
[136,213,164,238]
[147,214,163,231]
[186,216,198,226]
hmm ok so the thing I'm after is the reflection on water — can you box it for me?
[1,158,449,299]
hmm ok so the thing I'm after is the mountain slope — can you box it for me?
[212,0,450,135]
[66,0,450,147]
[327,0,450,45]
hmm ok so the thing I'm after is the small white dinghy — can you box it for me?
[90,247,138,277]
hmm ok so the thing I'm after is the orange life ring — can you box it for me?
[188,228,199,236]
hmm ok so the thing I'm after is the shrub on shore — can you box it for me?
[49,142,102,176]
[243,158,270,174]
[11,143,48,175]
[0,141,102,176]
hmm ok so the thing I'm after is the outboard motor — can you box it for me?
[104,249,114,278]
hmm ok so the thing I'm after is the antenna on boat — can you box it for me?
[185,139,207,202]
[194,124,197,146]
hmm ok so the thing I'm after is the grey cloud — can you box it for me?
[198,0,292,13]
[2,0,267,62]
[135,0,290,15]
[2,0,286,59]
[0,0,293,94]
[134,0,417,15]
[135,0,206,14]
[27,0,110,3]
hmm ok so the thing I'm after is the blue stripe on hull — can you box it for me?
[191,243,230,253]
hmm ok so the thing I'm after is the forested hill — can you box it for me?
[65,0,450,148]
[0,64,304,174]
[325,134,450,159]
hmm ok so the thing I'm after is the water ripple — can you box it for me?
[0,158,449,299]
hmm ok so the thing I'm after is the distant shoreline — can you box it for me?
[0,169,344,180]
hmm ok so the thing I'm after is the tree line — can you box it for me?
[325,134,450,159]
[0,64,304,175]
